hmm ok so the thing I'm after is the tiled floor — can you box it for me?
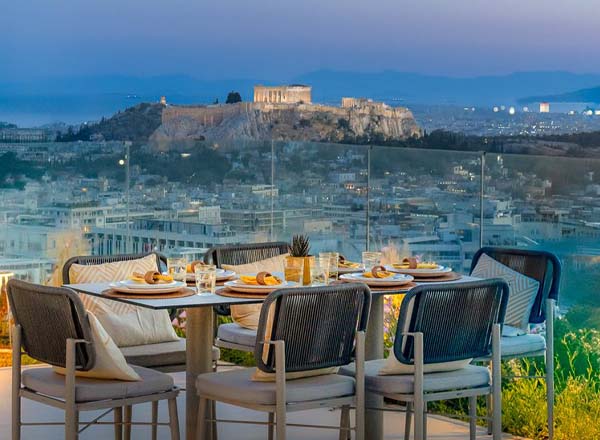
[0,366,523,439]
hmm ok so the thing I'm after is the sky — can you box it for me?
[2,0,600,81]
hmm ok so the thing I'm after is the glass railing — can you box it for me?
[2,139,600,321]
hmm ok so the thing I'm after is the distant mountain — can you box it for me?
[518,86,600,104]
[293,70,600,105]
[4,70,600,125]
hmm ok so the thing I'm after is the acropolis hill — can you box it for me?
[150,89,422,148]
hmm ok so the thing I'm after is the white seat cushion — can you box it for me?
[120,338,220,367]
[196,367,354,405]
[23,366,174,403]
[500,333,546,358]
[217,323,257,348]
[339,359,490,395]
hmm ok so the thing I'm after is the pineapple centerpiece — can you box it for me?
[286,235,314,286]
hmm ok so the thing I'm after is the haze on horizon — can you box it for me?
[3,0,600,81]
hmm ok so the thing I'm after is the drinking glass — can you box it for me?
[167,257,188,282]
[362,251,382,271]
[311,258,330,285]
[283,258,304,284]
[195,264,217,295]
[319,252,339,280]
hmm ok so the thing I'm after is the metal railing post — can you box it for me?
[366,146,372,251]
[480,151,485,248]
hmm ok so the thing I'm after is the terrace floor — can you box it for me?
[0,366,525,439]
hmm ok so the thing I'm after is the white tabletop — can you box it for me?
[66,276,480,310]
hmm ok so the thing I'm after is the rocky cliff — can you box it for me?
[150,102,421,148]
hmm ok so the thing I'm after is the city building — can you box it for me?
[253,85,312,104]
[540,102,550,113]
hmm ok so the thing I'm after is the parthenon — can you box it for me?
[253,84,312,104]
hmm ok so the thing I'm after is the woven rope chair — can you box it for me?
[196,283,371,440]
[470,247,561,439]
[62,252,219,439]
[7,279,180,440]
[341,279,509,440]
[206,242,290,353]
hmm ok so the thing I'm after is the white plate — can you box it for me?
[387,265,452,278]
[109,280,186,294]
[340,272,414,287]
[185,269,235,282]
[224,279,298,293]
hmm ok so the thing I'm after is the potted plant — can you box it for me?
[286,234,314,285]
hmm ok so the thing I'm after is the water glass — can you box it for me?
[195,265,216,295]
[311,258,330,285]
[283,258,304,284]
[319,252,339,280]
[362,251,382,271]
[167,257,188,282]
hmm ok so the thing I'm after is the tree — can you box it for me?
[226,91,242,104]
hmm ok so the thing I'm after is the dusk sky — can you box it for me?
[3,0,600,80]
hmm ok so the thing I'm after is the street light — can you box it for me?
[119,143,131,253]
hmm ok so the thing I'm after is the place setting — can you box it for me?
[386,257,462,282]
[105,270,194,299]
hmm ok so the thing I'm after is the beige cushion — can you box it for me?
[379,293,471,375]
[25,365,173,403]
[341,360,490,395]
[121,338,220,367]
[54,313,140,381]
[197,367,354,405]
[69,255,179,347]
[222,253,289,330]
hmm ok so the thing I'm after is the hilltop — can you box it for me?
[57,103,163,143]
[519,85,600,105]
[150,102,421,149]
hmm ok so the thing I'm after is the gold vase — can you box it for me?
[285,256,314,286]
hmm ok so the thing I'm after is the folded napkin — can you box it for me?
[362,271,394,279]
[186,260,207,273]
[131,271,174,284]
[393,263,439,269]
[339,260,361,268]
[239,272,282,286]
[362,266,394,279]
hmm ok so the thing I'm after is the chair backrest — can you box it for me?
[470,247,561,324]
[7,279,95,370]
[203,242,289,267]
[255,283,371,373]
[62,252,167,284]
[394,279,509,365]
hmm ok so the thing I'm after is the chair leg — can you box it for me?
[268,413,275,440]
[339,405,350,440]
[196,398,207,440]
[423,402,428,440]
[211,399,218,440]
[276,404,286,440]
[168,398,181,440]
[486,393,493,435]
[11,379,20,440]
[404,402,412,440]
[124,406,132,440]
[414,400,424,440]
[114,407,123,440]
[546,299,555,440]
[65,408,79,440]
[151,401,159,440]
[469,396,477,440]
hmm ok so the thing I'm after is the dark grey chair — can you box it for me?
[470,247,561,439]
[341,279,509,440]
[8,279,180,440]
[206,242,289,352]
[62,252,219,439]
[196,283,371,440]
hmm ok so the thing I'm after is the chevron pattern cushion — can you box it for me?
[69,255,179,347]
[472,253,539,334]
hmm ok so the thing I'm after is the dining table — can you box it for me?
[66,274,479,440]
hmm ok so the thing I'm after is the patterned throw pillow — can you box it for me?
[68,254,179,347]
[471,253,540,334]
